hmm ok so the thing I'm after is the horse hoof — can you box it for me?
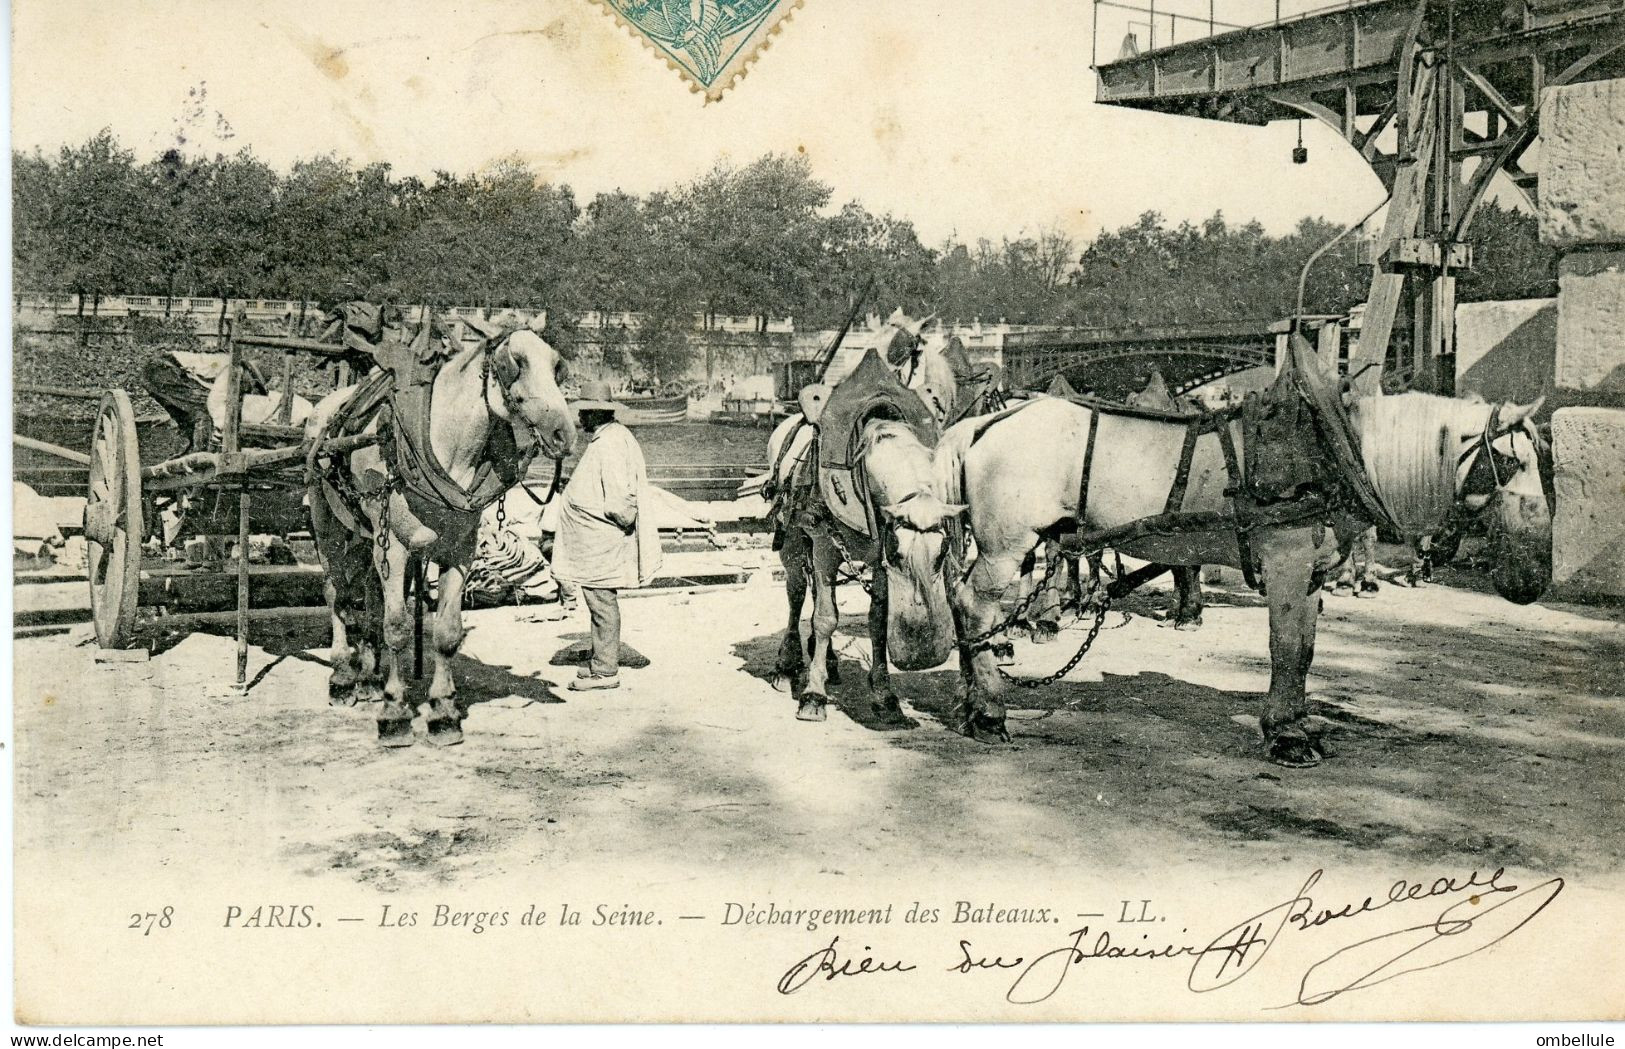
[964,713,1011,745]
[1174,616,1203,631]
[426,718,464,747]
[328,681,359,708]
[871,697,905,722]
[1267,732,1322,769]
[796,697,827,722]
[771,672,797,693]
[1030,628,1057,646]
[991,642,1015,663]
[377,719,415,747]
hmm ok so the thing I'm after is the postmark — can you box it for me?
[588,0,803,100]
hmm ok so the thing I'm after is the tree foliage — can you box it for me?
[14,131,1559,358]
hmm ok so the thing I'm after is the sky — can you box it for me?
[10,0,1395,248]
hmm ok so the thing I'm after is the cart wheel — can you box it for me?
[85,390,143,648]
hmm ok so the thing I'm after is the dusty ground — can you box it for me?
[13,562,1625,891]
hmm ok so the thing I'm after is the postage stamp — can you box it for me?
[589,0,804,99]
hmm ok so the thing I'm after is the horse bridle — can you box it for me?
[479,333,566,503]
[1456,404,1537,501]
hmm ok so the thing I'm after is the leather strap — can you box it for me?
[1076,408,1100,527]
[1164,416,1203,514]
[1216,418,1260,590]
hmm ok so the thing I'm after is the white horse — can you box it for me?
[306,328,574,747]
[935,389,1550,766]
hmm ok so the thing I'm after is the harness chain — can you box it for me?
[999,590,1113,689]
[825,520,875,596]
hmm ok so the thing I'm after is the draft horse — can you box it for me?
[935,380,1550,767]
[306,325,575,746]
[763,347,966,722]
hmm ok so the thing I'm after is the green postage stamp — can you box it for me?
[591,0,803,99]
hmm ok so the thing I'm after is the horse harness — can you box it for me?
[767,349,943,589]
[308,318,539,544]
[1459,402,1536,496]
[972,341,1401,601]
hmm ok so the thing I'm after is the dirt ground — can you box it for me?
[13,561,1625,891]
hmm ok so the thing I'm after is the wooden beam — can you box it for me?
[13,434,91,465]
[1455,60,1527,129]
[1357,96,1399,157]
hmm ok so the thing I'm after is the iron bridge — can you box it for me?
[1002,320,1281,399]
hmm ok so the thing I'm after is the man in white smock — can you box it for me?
[551,380,662,690]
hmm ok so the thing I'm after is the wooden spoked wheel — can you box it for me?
[84,390,144,648]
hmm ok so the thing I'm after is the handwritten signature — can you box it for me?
[773,867,1564,1007]
[776,936,917,995]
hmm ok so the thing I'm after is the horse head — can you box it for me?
[1355,391,1550,606]
[1465,397,1550,605]
[860,419,966,670]
[874,311,959,426]
[490,329,576,458]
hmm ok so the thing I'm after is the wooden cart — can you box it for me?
[81,317,380,687]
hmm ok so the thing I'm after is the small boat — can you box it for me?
[617,392,689,426]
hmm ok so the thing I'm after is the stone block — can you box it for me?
[1455,297,1555,402]
[1551,406,1625,600]
[1555,250,1625,398]
[1540,78,1625,249]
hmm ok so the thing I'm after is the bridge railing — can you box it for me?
[1090,0,1378,67]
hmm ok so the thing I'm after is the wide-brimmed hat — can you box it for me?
[572,379,626,414]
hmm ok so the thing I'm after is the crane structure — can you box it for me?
[1093,0,1625,392]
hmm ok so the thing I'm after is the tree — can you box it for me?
[184,150,281,305]
[1458,200,1556,303]
[812,203,938,327]
[677,153,830,321]
[23,131,162,309]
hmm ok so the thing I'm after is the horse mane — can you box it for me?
[856,417,919,459]
[1353,391,1489,537]
[933,414,979,509]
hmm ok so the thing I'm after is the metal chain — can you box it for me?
[953,499,1296,652]
[825,524,875,596]
[997,589,1113,689]
[374,481,393,579]
[956,545,1070,649]
[495,492,508,532]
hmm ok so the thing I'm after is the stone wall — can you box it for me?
[1541,77,1625,601]
[1454,298,1556,404]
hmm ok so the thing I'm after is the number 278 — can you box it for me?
[128,907,174,935]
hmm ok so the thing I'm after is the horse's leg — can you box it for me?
[797,536,840,722]
[867,554,902,720]
[1065,549,1086,613]
[823,580,841,687]
[950,544,1028,744]
[773,528,809,690]
[1406,533,1431,587]
[1083,552,1104,609]
[322,572,361,706]
[1171,565,1204,630]
[355,553,385,701]
[374,534,416,747]
[1356,526,1381,596]
[1029,540,1063,644]
[1257,527,1326,768]
[311,494,362,704]
[425,559,468,746]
